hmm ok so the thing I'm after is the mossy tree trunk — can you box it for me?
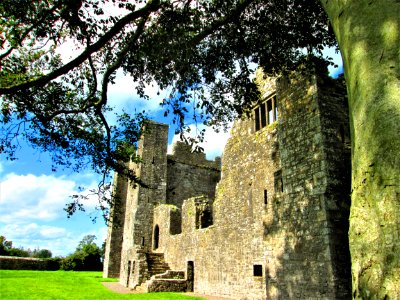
[320,1,400,298]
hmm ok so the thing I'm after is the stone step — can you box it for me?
[154,270,185,280]
[146,252,170,277]
[146,278,188,293]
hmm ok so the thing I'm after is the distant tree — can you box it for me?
[61,235,102,271]
[32,248,52,259]
[0,235,12,255]
[8,247,30,257]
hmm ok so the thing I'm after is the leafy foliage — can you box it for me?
[0,235,12,255]
[60,235,102,271]
[0,235,52,258]
[0,0,336,218]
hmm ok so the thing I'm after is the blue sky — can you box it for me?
[0,47,343,257]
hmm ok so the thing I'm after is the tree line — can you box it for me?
[0,234,103,271]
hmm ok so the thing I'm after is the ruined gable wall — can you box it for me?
[166,142,221,209]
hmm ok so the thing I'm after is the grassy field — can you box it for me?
[0,270,204,300]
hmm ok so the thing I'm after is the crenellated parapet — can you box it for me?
[168,141,221,170]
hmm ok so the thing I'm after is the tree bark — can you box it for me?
[320,0,400,298]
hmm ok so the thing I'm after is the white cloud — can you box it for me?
[168,123,232,160]
[0,222,105,256]
[107,70,168,113]
[0,173,76,222]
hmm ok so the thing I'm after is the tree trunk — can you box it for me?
[320,1,400,299]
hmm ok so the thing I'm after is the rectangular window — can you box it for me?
[254,94,278,131]
[274,170,283,193]
[264,190,268,205]
[255,107,261,131]
[253,265,263,277]
[267,100,273,124]
[260,102,267,128]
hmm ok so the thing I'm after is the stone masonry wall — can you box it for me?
[266,68,351,299]
[0,256,60,270]
[166,142,221,209]
[104,66,351,299]
[119,122,169,286]
[153,112,281,299]
[103,169,128,278]
[152,67,351,299]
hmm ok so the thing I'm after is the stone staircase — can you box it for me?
[138,253,188,292]
[146,253,170,276]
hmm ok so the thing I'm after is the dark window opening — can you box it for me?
[274,170,283,194]
[170,209,182,235]
[260,102,267,128]
[127,261,132,286]
[254,95,278,131]
[253,264,263,277]
[141,237,145,247]
[153,225,159,250]
[196,209,213,229]
[187,261,194,292]
[340,124,345,143]
[264,190,268,205]
[255,107,261,131]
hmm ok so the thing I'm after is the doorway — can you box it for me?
[187,261,194,292]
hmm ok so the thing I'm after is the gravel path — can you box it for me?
[102,282,234,300]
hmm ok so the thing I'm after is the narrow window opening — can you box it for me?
[340,125,345,143]
[187,261,194,292]
[253,265,263,277]
[127,261,132,286]
[267,100,273,124]
[274,170,283,194]
[255,107,261,131]
[153,225,159,250]
[264,190,268,205]
[260,102,267,128]
[141,237,145,247]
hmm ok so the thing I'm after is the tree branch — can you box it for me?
[0,0,161,95]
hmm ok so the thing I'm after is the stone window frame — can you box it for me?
[254,94,278,132]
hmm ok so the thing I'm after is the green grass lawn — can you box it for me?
[0,270,204,300]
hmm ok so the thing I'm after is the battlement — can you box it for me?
[168,141,221,170]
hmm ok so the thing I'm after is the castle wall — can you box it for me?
[153,68,351,299]
[104,67,351,299]
[103,170,128,278]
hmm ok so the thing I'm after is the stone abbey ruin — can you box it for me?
[103,66,352,299]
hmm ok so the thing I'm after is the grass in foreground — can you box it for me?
[0,270,204,300]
